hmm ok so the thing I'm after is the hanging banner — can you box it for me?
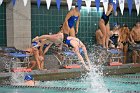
[85,0,91,13]
[127,0,132,15]
[112,0,118,13]
[67,0,73,11]
[0,0,3,5]
[12,0,16,6]
[56,0,61,10]
[77,0,82,11]
[103,0,108,14]
[118,0,125,15]
[95,0,100,12]
[46,0,51,10]
[37,0,41,8]
[23,0,28,6]
[135,0,140,16]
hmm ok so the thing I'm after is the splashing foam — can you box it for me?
[10,58,27,85]
[83,45,110,93]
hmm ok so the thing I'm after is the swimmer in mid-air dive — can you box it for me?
[32,26,91,70]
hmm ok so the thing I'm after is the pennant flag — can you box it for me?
[0,0,3,5]
[67,0,73,11]
[37,0,41,8]
[95,0,100,12]
[135,0,140,16]
[112,0,118,13]
[103,0,108,14]
[77,0,82,11]
[118,0,125,15]
[12,0,16,6]
[127,0,132,15]
[46,0,51,10]
[85,0,91,13]
[23,0,28,6]
[56,0,61,10]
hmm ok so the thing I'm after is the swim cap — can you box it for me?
[113,22,118,27]
[24,74,33,81]
[32,42,38,47]
[109,0,114,4]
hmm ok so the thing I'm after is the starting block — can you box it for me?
[63,64,81,69]
[110,62,122,66]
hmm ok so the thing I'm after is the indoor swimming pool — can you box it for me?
[1,73,140,93]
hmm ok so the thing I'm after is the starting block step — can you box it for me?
[63,64,81,69]
[110,62,123,66]
[11,68,32,72]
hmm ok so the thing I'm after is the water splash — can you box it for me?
[10,58,27,85]
[83,45,110,93]
[10,72,25,85]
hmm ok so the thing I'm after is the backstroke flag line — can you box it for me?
[85,0,91,13]
[77,0,82,11]
[23,0,28,6]
[46,0,51,10]
[67,0,73,11]
[37,0,41,8]
[0,0,3,5]
[103,0,108,14]
[12,0,16,6]
[112,0,118,13]
[127,0,132,15]
[56,0,61,10]
[135,0,140,16]
[95,0,100,12]
[0,0,139,16]
[119,0,125,15]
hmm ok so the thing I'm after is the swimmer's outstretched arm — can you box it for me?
[32,35,50,42]
[81,45,92,70]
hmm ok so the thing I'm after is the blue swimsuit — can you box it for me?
[65,39,73,47]
[32,41,40,49]
[68,16,78,28]
[63,33,73,47]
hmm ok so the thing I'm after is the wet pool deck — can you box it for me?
[0,63,140,81]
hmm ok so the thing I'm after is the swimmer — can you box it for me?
[62,5,80,37]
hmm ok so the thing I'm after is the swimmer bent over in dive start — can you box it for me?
[32,31,91,70]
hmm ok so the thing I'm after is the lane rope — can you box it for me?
[0,85,87,90]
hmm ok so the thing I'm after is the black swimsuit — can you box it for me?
[110,34,119,48]
[63,33,69,44]
[101,12,112,25]
[135,41,140,44]
[121,42,128,46]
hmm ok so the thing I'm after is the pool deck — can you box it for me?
[0,63,140,81]
[103,63,140,75]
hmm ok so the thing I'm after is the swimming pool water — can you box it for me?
[1,73,140,93]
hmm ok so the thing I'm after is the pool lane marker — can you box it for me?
[0,85,87,90]
[107,75,140,78]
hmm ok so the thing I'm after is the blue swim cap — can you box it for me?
[32,42,38,47]
[109,0,114,4]
[113,22,118,27]
[24,74,33,81]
